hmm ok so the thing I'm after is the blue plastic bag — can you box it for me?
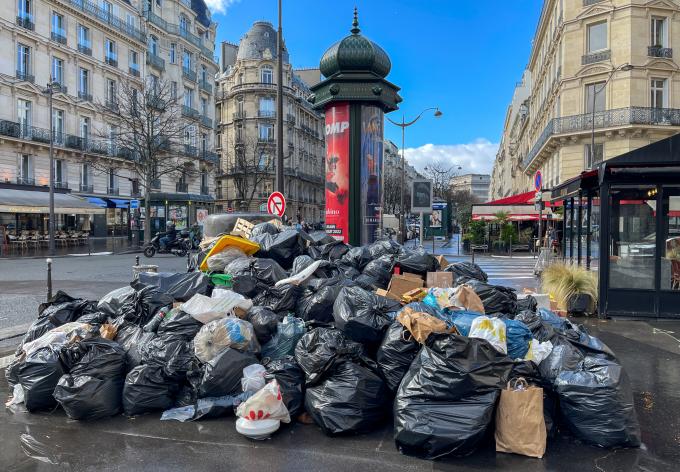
[501,318,532,359]
[447,311,481,336]
[538,308,567,330]
[261,315,306,360]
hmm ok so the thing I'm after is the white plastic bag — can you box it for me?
[241,364,266,393]
[274,260,323,287]
[6,384,25,406]
[21,322,90,357]
[194,317,260,362]
[469,316,508,354]
[206,247,246,272]
[523,339,553,365]
[182,292,253,324]
[236,380,290,423]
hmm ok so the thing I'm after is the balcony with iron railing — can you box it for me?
[583,0,605,5]
[59,0,146,43]
[286,113,296,124]
[78,41,92,56]
[183,144,198,157]
[200,150,219,164]
[105,54,118,67]
[105,99,118,111]
[16,14,34,31]
[176,182,188,193]
[257,136,275,144]
[78,91,93,102]
[51,29,67,45]
[151,178,161,190]
[146,51,165,70]
[183,67,197,82]
[199,79,213,94]
[52,82,68,94]
[522,106,680,170]
[16,70,34,83]
[179,28,201,49]
[55,181,69,190]
[17,177,36,186]
[233,111,246,120]
[79,184,94,193]
[582,49,611,65]
[201,116,213,128]
[648,46,673,58]
[107,187,119,196]
[182,105,199,118]
[258,110,276,119]
[129,65,140,77]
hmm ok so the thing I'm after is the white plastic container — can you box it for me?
[236,418,280,440]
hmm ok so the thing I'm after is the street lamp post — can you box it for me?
[386,107,442,244]
[43,78,61,256]
[275,0,284,194]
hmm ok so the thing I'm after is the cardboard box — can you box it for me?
[376,288,401,302]
[435,255,450,269]
[402,272,424,281]
[388,274,424,298]
[426,271,454,288]
[402,287,427,303]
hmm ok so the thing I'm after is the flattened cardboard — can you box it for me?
[426,272,454,288]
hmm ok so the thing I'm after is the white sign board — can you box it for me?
[411,179,433,213]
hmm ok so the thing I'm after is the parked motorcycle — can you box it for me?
[143,232,189,258]
[180,224,202,250]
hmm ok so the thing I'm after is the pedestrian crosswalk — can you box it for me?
[471,256,539,291]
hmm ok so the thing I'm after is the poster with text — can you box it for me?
[324,102,350,242]
[360,105,384,245]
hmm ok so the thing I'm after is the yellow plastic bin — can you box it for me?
[200,235,260,272]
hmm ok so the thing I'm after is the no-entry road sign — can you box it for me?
[267,191,286,217]
[534,171,542,191]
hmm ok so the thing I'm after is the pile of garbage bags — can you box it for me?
[4,225,640,459]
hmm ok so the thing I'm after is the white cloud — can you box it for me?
[205,0,240,15]
[403,139,499,176]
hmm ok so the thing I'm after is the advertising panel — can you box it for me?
[324,102,350,242]
[360,105,384,245]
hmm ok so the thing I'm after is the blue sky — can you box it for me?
[206,0,542,174]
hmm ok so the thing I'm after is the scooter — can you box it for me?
[180,224,202,250]
[143,232,189,258]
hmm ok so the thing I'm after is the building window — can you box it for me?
[184,87,193,108]
[200,97,207,116]
[17,43,31,79]
[80,116,90,141]
[55,159,66,185]
[79,68,89,97]
[200,65,207,82]
[53,109,64,143]
[179,15,189,34]
[106,79,117,105]
[587,21,607,53]
[259,97,275,117]
[201,170,208,189]
[171,81,178,100]
[585,143,604,170]
[149,35,158,55]
[652,17,667,47]
[105,39,117,65]
[183,51,192,70]
[108,169,117,192]
[51,57,64,85]
[18,0,32,18]
[201,133,207,152]
[651,78,667,108]
[78,25,90,53]
[17,99,31,136]
[51,12,65,42]
[81,163,91,187]
[258,151,268,169]
[170,43,176,63]
[19,154,33,185]
[261,65,273,84]
[259,124,273,141]
[585,82,605,113]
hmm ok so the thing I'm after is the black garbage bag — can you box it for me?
[396,301,442,319]
[252,230,304,269]
[97,286,137,318]
[294,328,365,385]
[361,255,395,289]
[226,257,288,296]
[457,278,518,315]
[76,311,109,325]
[304,231,336,246]
[265,356,306,418]
[260,315,306,360]
[297,277,351,324]
[291,255,315,275]
[556,356,641,448]
[353,274,381,291]
[333,262,361,280]
[122,365,179,416]
[246,306,280,345]
[5,357,23,389]
[305,360,389,436]
[307,240,350,261]
[367,239,402,259]
[444,262,488,282]
[395,247,438,276]
[517,295,538,313]
[198,347,258,398]
[16,347,65,411]
[538,334,585,383]
[250,222,280,237]
[120,283,173,326]
[136,272,212,302]
[140,335,195,380]
[157,309,203,340]
[394,333,514,459]
[376,321,421,393]
[515,310,556,343]
[333,286,401,347]
[53,338,126,420]
[339,246,372,270]
[253,284,301,314]
[37,290,77,315]
[114,322,156,368]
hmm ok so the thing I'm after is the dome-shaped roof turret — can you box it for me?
[319,9,391,78]
[236,21,289,63]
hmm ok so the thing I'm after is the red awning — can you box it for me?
[483,190,561,208]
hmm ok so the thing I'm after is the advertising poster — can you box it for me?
[196,208,209,227]
[324,102,350,242]
[360,105,384,245]
[430,209,442,228]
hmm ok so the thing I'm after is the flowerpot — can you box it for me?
[567,293,595,317]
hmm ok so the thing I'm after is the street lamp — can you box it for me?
[386,107,442,244]
[43,78,63,256]
[590,63,634,167]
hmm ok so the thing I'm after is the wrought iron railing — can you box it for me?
[182,105,199,118]
[60,0,146,43]
[79,184,94,193]
[146,51,165,70]
[151,179,161,190]
[258,110,276,118]
[78,91,93,102]
[17,177,36,186]
[183,67,197,82]
[286,113,296,124]
[16,70,34,83]
[107,187,119,196]
[16,15,34,31]
[176,182,188,193]
[583,0,605,5]
[523,107,680,169]
[201,116,213,128]
[648,46,673,58]
[258,136,275,144]
[129,65,140,77]
[200,151,219,164]
[199,79,213,94]
[582,50,611,65]
[105,55,118,67]
[51,30,67,44]
[78,42,92,56]
[233,111,246,120]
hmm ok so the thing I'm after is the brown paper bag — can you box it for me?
[396,310,451,344]
[495,378,546,458]
[99,323,117,340]
[455,285,485,314]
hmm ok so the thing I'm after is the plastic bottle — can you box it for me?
[143,305,171,333]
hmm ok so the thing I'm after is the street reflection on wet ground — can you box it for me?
[2,318,678,472]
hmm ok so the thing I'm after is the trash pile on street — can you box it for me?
[4,222,641,459]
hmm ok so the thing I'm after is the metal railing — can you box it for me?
[144,9,215,61]
[129,65,140,77]
[176,182,188,193]
[523,106,680,169]
[146,51,165,70]
[233,111,246,120]
[179,28,201,49]
[78,42,92,56]
[200,150,219,164]
[107,187,119,196]
[55,181,69,189]
[257,136,275,144]
[105,55,118,67]
[183,67,197,82]
[17,177,36,186]
[583,0,605,5]
[79,184,94,193]
[51,31,67,45]
[151,178,161,190]
[199,79,213,94]
[16,15,34,31]
[182,105,199,118]
[648,46,673,58]
[258,110,276,118]
[60,0,146,43]
[78,91,93,102]
[105,99,118,111]
[16,70,34,83]
[183,144,198,157]
[286,113,296,124]
[582,50,611,65]
[201,116,213,128]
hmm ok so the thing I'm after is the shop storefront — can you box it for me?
[86,197,135,238]
[138,192,215,239]
[550,134,680,319]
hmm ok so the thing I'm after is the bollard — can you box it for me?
[135,255,140,266]
[46,258,53,301]
[186,251,191,271]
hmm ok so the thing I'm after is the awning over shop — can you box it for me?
[0,189,105,214]
[472,191,558,221]
[109,198,132,208]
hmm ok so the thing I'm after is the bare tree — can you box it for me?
[226,134,276,210]
[88,78,201,243]
[383,169,410,215]
[423,161,460,200]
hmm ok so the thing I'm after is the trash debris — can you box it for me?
[260,315,305,361]
[333,286,401,347]
[495,378,547,458]
[241,364,267,393]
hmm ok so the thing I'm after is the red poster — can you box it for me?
[324,103,350,242]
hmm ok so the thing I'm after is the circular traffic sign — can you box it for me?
[267,191,286,217]
[534,171,542,191]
